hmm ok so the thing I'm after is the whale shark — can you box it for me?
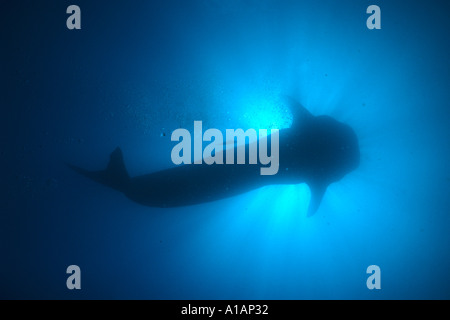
[68,97,360,216]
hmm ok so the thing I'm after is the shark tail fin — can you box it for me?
[67,147,130,192]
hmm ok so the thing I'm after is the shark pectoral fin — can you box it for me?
[307,183,327,217]
[282,95,313,128]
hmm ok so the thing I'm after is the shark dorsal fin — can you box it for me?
[283,95,313,128]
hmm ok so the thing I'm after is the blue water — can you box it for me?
[2,0,450,299]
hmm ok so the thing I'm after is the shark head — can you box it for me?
[303,116,360,216]
[284,96,360,216]
[306,115,360,183]
[300,115,360,216]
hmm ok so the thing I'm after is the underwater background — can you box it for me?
[1,0,449,299]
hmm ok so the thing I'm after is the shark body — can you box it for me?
[68,97,360,216]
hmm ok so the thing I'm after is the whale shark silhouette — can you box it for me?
[68,97,360,216]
